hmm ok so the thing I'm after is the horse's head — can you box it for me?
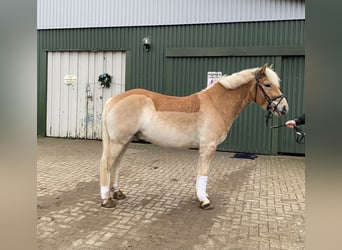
[254,64,289,116]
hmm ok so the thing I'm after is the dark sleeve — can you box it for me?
[294,113,305,125]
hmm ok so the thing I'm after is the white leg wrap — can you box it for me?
[196,175,209,202]
[101,186,110,199]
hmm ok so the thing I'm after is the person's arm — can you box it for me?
[285,113,305,128]
[294,113,305,126]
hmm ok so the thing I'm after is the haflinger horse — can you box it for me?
[99,64,288,210]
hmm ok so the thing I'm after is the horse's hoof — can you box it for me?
[113,190,126,200]
[200,200,214,210]
[101,198,117,208]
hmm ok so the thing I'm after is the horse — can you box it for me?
[99,64,288,210]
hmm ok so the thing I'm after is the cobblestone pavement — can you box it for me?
[37,137,305,250]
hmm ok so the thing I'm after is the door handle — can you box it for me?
[86,84,92,100]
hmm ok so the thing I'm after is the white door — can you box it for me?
[46,51,126,139]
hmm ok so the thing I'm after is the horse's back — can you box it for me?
[105,88,150,106]
[106,88,200,113]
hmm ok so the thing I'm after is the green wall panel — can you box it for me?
[278,56,305,154]
[38,21,305,154]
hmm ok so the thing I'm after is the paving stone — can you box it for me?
[37,137,305,249]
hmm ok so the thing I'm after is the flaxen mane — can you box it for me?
[214,68,280,90]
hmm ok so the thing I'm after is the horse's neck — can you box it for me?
[203,82,254,126]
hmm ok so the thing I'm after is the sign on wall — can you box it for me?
[207,72,222,87]
[64,75,77,85]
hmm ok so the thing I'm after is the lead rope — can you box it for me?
[265,111,305,144]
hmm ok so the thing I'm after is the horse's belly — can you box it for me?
[139,112,200,148]
[139,128,199,148]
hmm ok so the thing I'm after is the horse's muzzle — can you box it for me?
[273,99,289,116]
[279,105,288,115]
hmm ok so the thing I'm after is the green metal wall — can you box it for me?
[278,57,305,154]
[38,20,305,154]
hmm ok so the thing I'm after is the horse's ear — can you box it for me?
[268,64,273,70]
[258,64,268,75]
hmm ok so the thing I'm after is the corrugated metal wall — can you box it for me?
[278,57,305,154]
[37,0,305,29]
[38,20,305,154]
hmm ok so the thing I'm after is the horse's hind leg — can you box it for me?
[100,141,128,208]
[110,143,129,200]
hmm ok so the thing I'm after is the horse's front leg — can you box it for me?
[196,144,217,210]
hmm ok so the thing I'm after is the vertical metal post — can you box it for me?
[270,56,282,155]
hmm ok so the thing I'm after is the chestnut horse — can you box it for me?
[99,64,288,209]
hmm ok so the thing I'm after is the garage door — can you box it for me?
[46,51,126,139]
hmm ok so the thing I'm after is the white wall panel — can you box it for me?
[46,51,126,139]
[37,0,305,30]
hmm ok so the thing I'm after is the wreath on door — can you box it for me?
[98,73,112,88]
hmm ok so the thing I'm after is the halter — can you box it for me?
[255,72,284,113]
[255,71,305,144]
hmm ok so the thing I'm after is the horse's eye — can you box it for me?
[264,83,272,88]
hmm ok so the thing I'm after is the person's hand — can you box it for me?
[285,120,296,128]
